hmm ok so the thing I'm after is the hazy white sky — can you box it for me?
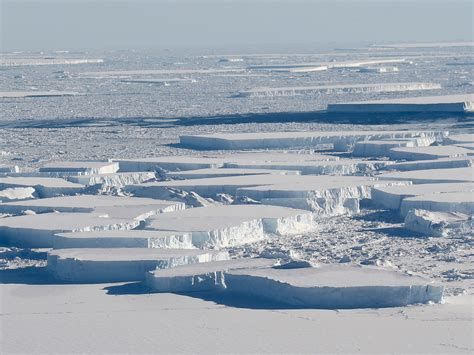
[1,0,472,52]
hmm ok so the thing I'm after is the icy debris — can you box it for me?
[371,183,473,211]
[53,230,194,249]
[224,264,443,308]
[0,195,185,220]
[223,159,391,175]
[145,205,316,248]
[146,258,276,292]
[445,133,474,144]
[180,130,446,150]
[383,157,473,171]
[0,187,37,202]
[0,212,139,247]
[327,94,474,113]
[0,58,104,66]
[39,161,119,175]
[0,91,79,98]
[68,172,155,187]
[400,192,473,217]
[388,145,473,161]
[168,168,300,179]
[47,248,229,283]
[378,167,474,184]
[165,188,216,207]
[237,83,440,98]
[0,165,19,173]
[352,137,435,157]
[0,177,84,198]
[358,66,399,73]
[404,209,472,237]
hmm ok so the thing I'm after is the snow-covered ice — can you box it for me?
[47,248,229,282]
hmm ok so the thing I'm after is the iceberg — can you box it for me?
[225,264,444,308]
[39,161,119,175]
[404,209,472,237]
[47,248,229,283]
[0,177,85,198]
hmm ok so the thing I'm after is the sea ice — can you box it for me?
[47,248,229,282]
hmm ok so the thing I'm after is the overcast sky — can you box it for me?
[1,0,472,52]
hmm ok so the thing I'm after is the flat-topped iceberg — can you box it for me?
[404,209,472,237]
[39,161,119,175]
[225,264,443,308]
[0,212,139,247]
[0,177,84,198]
[327,94,474,113]
[180,130,446,150]
[47,248,229,283]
